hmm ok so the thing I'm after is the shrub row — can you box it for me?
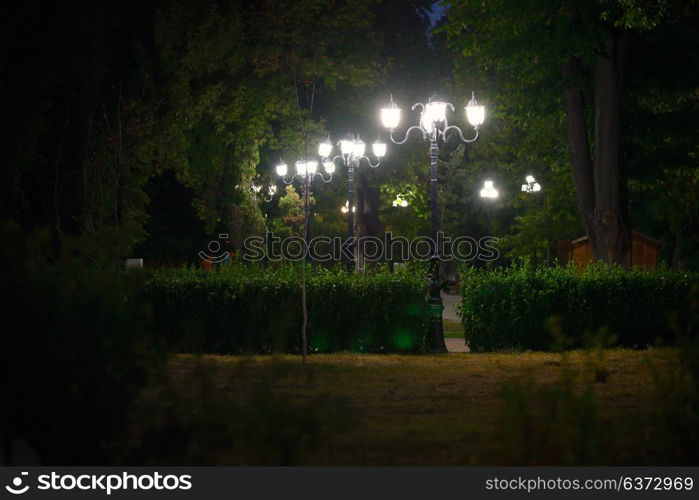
[143,264,431,353]
[460,264,698,351]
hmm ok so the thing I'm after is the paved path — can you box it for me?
[441,292,460,321]
[442,292,470,353]
[445,338,469,353]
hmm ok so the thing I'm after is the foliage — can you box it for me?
[0,0,383,263]
[484,311,699,465]
[268,185,314,238]
[0,221,162,464]
[485,358,610,464]
[459,264,699,351]
[646,289,699,464]
[379,181,429,238]
[123,358,354,465]
[143,263,431,353]
[441,0,698,266]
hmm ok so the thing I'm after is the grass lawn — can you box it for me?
[135,348,682,465]
[443,319,463,338]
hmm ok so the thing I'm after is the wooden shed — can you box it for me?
[556,231,661,271]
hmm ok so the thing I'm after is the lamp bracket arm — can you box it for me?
[361,156,380,168]
[443,126,479,144]
[390,125,426,145]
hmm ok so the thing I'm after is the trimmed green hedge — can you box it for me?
[144,264,431,353]
[460,265,698,351]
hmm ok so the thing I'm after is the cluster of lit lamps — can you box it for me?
[263,90,543,352]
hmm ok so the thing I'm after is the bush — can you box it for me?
[143,263,431,354]
[123,358,355,465]
[0,222,162,465]
[460,264,698,351]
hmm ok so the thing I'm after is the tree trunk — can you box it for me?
[593,29,631,267]
[354,172,385,272]
[561,57,597,251]
[562,30,632,267]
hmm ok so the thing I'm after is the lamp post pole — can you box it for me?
[381,93,485,352]
[323,134,385,271]
[346,158,356,269]
[275,156,334,256]
[427,137,443,348]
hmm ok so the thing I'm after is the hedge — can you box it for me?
[143,264,431,353]
[460,264,698,351]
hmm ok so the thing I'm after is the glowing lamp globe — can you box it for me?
[425,101,448,124]
[466,93,485,128]
[372,140,386,158]
[480,180,499,199]
[318,140,333,158]
[275,162,288,177]
[340,139,354,156]
[381,98,401,129]
[352,138,366,158]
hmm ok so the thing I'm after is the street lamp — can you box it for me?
[520,174,550,264]
[392,196,409,207]
[322,133,386,270]
[521,174,541,193]
[275,150,334,254]
[276,158,334,185]
[480,180,499,199]
[252,183,277,202]
[340,200,356,214]
[381,92,485,352]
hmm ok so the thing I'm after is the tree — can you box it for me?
[444,0,688,266]
[0,0,385,263]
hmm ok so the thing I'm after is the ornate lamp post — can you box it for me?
[380,92,485,352]
[275,156,334,250]
[321,134,386,270]
[521,175,541,194]
[480,180,499,199]
[252,183,277,202]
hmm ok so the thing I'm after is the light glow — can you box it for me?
[421,113,435,133]
[352,138,366,158]
[275,162,288,177]
[522,175,542,193]
[323,160,335,174]
[341,201,356,214]
[480,180,499,199]
[424,101,448,124]
[466,93,485,128]
[295,159,317,176]
[318,140,333,158]
[340,139,354,156]
[381,107,401,129]
[372,140,386,158]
